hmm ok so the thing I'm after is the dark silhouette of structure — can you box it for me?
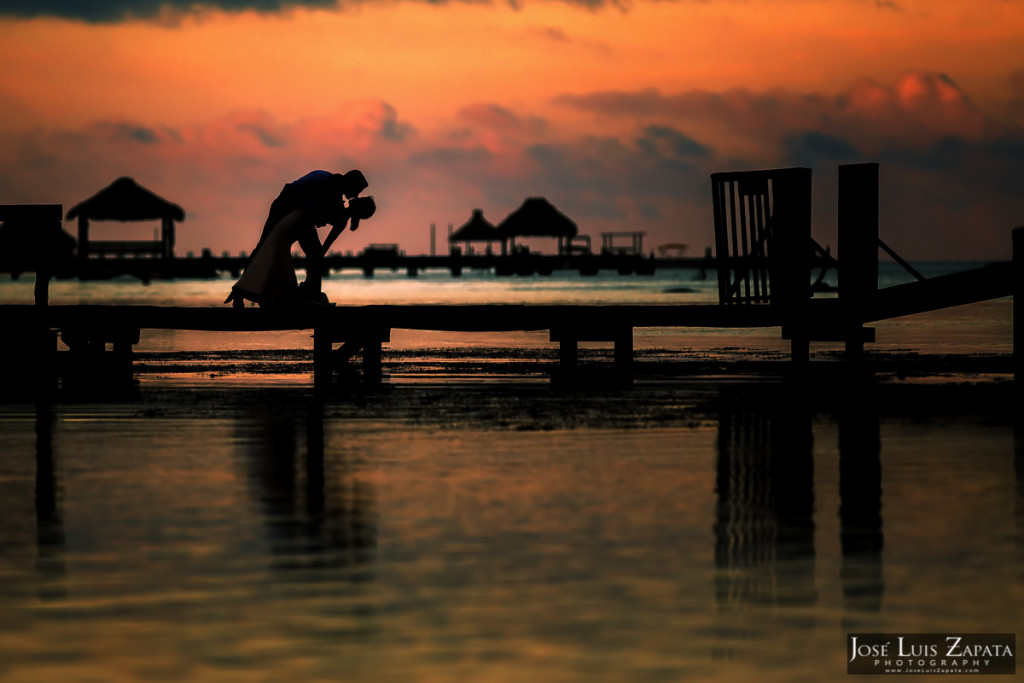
[496,197,579,257]
[449,209,501,256]
[0,163,1018,392]
[66,177,184,262]
[0,205,75,286]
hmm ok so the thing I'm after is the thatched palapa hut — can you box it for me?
[449,209,502,255]
[496,197,578,256]
[67,177,185,260]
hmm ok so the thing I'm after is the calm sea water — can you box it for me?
[0,384,1021,681]
[0,265,1018,680]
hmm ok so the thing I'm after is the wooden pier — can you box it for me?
[2,163,1020,393]
[11,251,699,281]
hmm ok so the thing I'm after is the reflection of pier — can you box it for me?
[714,389,817,611]
[713,384,886,659]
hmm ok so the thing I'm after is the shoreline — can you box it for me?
[127,345,1015,384]
[10,347,1015,428]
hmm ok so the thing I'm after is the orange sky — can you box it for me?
[1,0,1023,258]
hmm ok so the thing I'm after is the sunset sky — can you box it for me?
[1,0,1022,259]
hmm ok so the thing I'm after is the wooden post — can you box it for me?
[559,338,579,375]
[838,163,879,359]
[770,168,813,362]
[614,328,633,377]
[363,338,383,387]
[78,216,90,261]
[313,326,332,390]
[1014,226,1024,386]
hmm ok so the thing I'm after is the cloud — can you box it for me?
[2,73,1022,260]
[783,130,860,166]
[636,126,711,161]
[556,72,1024,258]
[0,0,338,23]
[0,0,936,22]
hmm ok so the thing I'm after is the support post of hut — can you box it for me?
[162,216,175,260]
[838,163,879,360]
[77,215,90,262]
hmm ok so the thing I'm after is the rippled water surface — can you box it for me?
[1,384,1020,682]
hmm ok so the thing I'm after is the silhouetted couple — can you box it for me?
[226,170,376,308]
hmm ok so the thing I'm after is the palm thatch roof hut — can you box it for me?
[449,209,502,255]
[496,197,578,255]
[66,177,185,260]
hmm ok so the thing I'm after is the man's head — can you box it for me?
[338,169,368,199]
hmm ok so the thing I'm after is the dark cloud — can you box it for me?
[0,0,339,22]
[0,0,968,22]
[783,130,860,166]
[0,0,627,22]
[107,122,165,145]
[457,103,545,135]
[235,122,286,147]
[520,127,712,226]
[409,146,492,165]
[557,73,1024,258]
[3,75,1022,259]
[636,125,711,161]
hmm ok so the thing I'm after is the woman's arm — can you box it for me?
[320,216,350,257]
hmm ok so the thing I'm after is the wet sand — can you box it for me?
[44,344,1014,431]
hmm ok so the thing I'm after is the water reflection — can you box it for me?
[234,398,377,578]
[712,384,893,661]
[1016,417,1024,549]
[34,400,66,598]
[714,387,817,610]
[838,402,884,614]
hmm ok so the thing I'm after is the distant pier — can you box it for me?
[3,250,716,282]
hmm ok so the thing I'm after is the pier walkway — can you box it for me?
[2,302,796,390]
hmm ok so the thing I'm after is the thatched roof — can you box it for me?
[66,177,185,222]
[450,209,500,242]
[497,197,577,238]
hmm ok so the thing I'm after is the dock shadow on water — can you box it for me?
[0,381,1021,681]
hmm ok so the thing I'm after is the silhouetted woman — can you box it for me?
[226,170,375,308]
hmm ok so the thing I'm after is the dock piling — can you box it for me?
[838,163,879,360]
